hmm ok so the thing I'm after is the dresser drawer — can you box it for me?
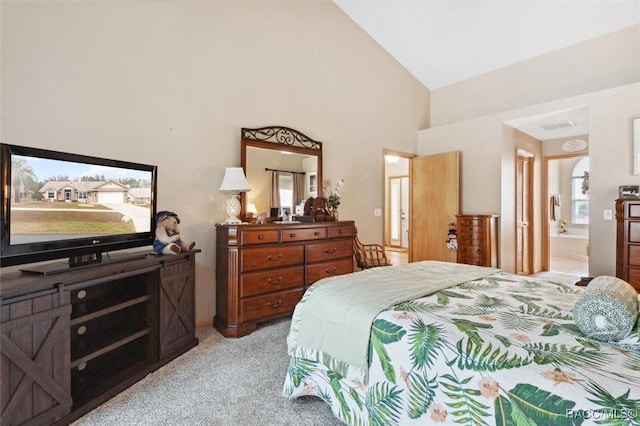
[629,222,640,243]
[282,227,327,242]
[306,239,353,263]
[328,224,353,239]
[240,288,304,323]
[628,245,640,266]
[627,267,640,291]
[458,255,483,266]
[628,203,640,218]
[240,245,304,272]
[306,258,353,285]
[240,266,304,298]
[240,229,280,245]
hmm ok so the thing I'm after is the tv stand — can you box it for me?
[19,251,148,275]
[1,250,200,425]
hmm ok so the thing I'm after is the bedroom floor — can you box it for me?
[385,247,408,266]
[550,256,588,277]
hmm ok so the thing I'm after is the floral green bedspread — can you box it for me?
[283,271,640,425]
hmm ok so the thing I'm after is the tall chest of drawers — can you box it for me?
[456,214,499,267]
[616,199,640,291]
[215,221,355,337]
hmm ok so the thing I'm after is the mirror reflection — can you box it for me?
[245,147,318,218]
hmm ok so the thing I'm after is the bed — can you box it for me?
[283,261,640,425]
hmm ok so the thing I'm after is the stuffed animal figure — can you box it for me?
[256,212,268,224]
[153,211,195,255]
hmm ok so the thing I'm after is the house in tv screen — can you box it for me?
[38,180,150,205]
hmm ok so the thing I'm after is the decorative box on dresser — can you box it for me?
[215,220,355,337]
[615,198,640,291]
[456,214,500,267]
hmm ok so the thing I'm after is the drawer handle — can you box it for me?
[258,234,264,240]
[314,231,321,236]
[338,229,344,234]
[326,267,338,275]
[267,300,282,308]
[325,247,336,254]
[267,277,283,284]
[289,233,296,238]
[267,254,282,261]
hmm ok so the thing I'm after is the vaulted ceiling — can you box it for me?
[333,0,640,140]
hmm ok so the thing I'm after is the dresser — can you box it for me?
[215,221,355,337]
[615,199,640,291]
[456,214,499,267]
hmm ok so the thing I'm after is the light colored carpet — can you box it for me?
[72,318,342,426]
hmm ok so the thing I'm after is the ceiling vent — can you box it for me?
[541,120,577,131]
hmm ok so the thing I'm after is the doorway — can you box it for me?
[543,154,589,276]
[383,150,411,266]
[388,176,409,248]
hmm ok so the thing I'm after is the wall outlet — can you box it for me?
[603,210,613,220]
[374,208,382,217]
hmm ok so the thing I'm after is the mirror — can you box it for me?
[240,126,323,220]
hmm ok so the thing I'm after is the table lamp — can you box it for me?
[219,167,251,224]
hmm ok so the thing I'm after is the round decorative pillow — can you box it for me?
[573,276,638,342]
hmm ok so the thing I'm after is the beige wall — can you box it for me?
[1,1,430,324]
[419,83,640,276]
[431,24,640,127]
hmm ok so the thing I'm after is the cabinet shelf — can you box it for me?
[70,294,152,326]
[71,277,150,320]
[71,327,152,368]
[71,336,152,409]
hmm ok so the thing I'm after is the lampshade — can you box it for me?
[219,167,251,193]
[219,167,251,225]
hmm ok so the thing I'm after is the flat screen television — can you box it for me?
[1,143,157,273]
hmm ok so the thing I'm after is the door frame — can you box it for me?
[516,149,534,275]
[382,149,415,255]
[541,152,589,272]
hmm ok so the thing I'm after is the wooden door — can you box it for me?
[410,151,460,262]
[516,152,533,275]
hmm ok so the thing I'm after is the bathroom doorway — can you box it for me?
[544,154,589,277]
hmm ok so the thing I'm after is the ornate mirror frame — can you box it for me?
[240,126,323,219]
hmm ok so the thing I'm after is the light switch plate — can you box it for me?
[604,210,613,220]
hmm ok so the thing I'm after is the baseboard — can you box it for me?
[196,318,213,328]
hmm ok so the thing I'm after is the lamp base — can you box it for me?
[224,192,242,224]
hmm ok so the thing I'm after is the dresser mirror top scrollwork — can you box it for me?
[240,126,323,221]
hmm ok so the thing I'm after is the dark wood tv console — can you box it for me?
[0,250,200,425]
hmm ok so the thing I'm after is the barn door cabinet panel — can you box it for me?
[159,255,198,358]
[0,250,199,425]
[1,291,72,426]
[215,221,355,337]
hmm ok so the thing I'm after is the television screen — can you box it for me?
[1,143,157,270]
